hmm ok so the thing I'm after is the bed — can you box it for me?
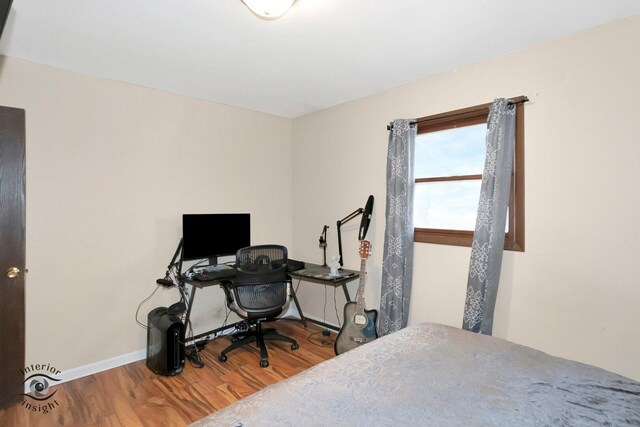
[190,323,640,426]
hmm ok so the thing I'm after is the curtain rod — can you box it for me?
[386,121,417,131]
[387,95,529,130]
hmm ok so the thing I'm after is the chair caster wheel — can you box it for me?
[260,360,269,368]
[291,343,299,351]
[218,354,227,362]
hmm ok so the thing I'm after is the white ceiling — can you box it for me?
[1,0,639,118]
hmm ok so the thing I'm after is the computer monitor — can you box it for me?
[182,213,250,265]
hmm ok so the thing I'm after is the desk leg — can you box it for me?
[342,283,352,302]
[289,285,307,328]
[183,284,197,344]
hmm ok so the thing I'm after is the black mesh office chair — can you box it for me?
[218,245,299,368]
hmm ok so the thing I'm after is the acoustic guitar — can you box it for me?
[334,240,378,355]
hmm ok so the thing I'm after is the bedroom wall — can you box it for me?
[0,56,292,372]
[291,14,640,380]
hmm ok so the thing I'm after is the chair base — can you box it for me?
[219,321,299,368]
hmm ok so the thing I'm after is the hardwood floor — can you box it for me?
[0,322,336,427]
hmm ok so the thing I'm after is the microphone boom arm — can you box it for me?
[319,225,329,266]
[336,208,363,267]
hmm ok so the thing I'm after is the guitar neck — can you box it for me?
[356,257,367,315]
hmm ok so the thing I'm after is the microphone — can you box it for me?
[358,195,374,241]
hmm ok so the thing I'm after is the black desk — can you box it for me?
[180,269,307,344]
[289,263,360,302]
[288,263,360,331]
[179,262,360,341]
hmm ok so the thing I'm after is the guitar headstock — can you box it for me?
[359,240,371,259]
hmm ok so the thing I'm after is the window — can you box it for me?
[413,98,525,251]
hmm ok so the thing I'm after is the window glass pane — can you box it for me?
[415,124,486,178]
[414,181,481,230]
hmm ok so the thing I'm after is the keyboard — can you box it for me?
[192,268,236,281]
[198,264,233,273]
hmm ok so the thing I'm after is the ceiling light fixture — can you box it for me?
[241,0,297,20]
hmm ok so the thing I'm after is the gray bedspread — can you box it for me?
[191,323,640,426]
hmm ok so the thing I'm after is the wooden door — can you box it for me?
[0,106,26,409]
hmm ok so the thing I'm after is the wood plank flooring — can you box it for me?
[0,322,336,427]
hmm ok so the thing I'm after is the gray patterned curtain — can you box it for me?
[379,119,416,337]
[463,99,516,335]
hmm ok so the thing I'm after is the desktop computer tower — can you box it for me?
[146,306,185,376]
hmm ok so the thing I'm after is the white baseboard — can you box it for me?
[279,300,341,331]
[53,325,237,387]
[24,349,146,393]
[58,348,147,385]
[302,313,340,330]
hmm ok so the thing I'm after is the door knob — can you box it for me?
[6,267,20,279]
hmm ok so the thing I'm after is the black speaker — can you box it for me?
[146,307,185,376]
